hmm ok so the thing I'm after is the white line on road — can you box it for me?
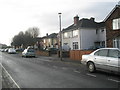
[108,78,120,83]
[53,66,58,68]
[1,64,21,89]
[86,73,97,77]
[62,67,68,70]
[74,70,81,73]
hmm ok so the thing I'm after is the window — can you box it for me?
[113,37,120,48]
[108,50,119,58]
[63,32,68,38]
[94,49,108,56]
[73,30,78,37]
[73,42,79,50]
[112,18,120,30]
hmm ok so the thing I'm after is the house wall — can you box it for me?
[105,6,120,47]
[62,30,80,50]
[62,28,106,50]
[97,28,106,41]
[80,28,98,50]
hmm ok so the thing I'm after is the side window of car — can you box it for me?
[108,50,119,58]
[94,49,108,56]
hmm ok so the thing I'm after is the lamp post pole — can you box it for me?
[58,13,62,61]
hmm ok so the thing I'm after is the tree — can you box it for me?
[26,27,39,38]
[11,27,40,48]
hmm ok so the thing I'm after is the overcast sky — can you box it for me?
[0,0,119,45]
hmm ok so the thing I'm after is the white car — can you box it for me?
[81,48,120,73]
[8,48,16,54]
[22,48,36,57]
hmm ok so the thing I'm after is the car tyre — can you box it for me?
[88,62,96,73]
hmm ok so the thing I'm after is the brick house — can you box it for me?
[104,4,120,48]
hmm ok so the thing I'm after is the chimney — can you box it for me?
[74,15,79,25]
[90,17,95,22]
[46,33,48,37]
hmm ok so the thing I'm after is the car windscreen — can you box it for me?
[27,49,35,52]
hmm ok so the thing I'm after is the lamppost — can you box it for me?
[58,13,62,61]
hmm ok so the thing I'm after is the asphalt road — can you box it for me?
[1,52,120,88]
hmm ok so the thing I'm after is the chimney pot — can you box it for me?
[90,17,95,21]
[74,15,79,25]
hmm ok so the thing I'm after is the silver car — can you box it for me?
[81,48,120,73]
[22,48,36,57]
[8,48,16,54]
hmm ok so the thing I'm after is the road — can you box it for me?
[1,52,120,88]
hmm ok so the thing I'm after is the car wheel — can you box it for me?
[88,62,96,73]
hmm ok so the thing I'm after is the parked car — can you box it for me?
[8,48,16,54]
[16,48,24,52]
[4,48,9,52]
[81,48,120,73]
[46,48,58,54]
[22,48,36,57]
[0,49,5,52]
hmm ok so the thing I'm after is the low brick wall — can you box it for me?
[70,50,94,61]
[36,50,50,56]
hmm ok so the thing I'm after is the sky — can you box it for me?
[0,0,119,45]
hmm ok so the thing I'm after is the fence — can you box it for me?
[70,50,94,61]
[36,50,50,56]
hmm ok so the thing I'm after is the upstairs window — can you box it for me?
[63,32,68,38]
[73,30,78,37]
[112,18,120,30]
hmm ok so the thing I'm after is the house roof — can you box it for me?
[42,33,58,39]
[62,18,105,32]
[104,5,120,22]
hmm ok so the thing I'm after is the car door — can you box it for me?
[107,49,119,72]
[94,49,108,70]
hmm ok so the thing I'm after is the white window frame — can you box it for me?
[73,42,79,50]
[63,32,68,38]
[73,30,78,37]
[112,18,120,30]
[113,37,120,48]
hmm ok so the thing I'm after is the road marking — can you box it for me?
[1,64,21,89]
[108,78,120,83]
[86,73,97,77]
[38,59,52,62]
[62,67,68,70]
[74,70,80,73]
[53,66,58,68]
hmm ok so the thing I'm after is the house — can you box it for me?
[104,4,120,48]
[42,33,58,49]
[61,15,106,50]
[0,43,7,49]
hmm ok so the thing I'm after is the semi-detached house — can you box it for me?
[104,4,120,48]
[61,15,106,50]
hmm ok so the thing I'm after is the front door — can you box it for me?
[107,49,119,72]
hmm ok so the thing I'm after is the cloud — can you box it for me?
[0,0,119,45]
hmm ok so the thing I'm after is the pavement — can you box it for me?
[38,54,81,65]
